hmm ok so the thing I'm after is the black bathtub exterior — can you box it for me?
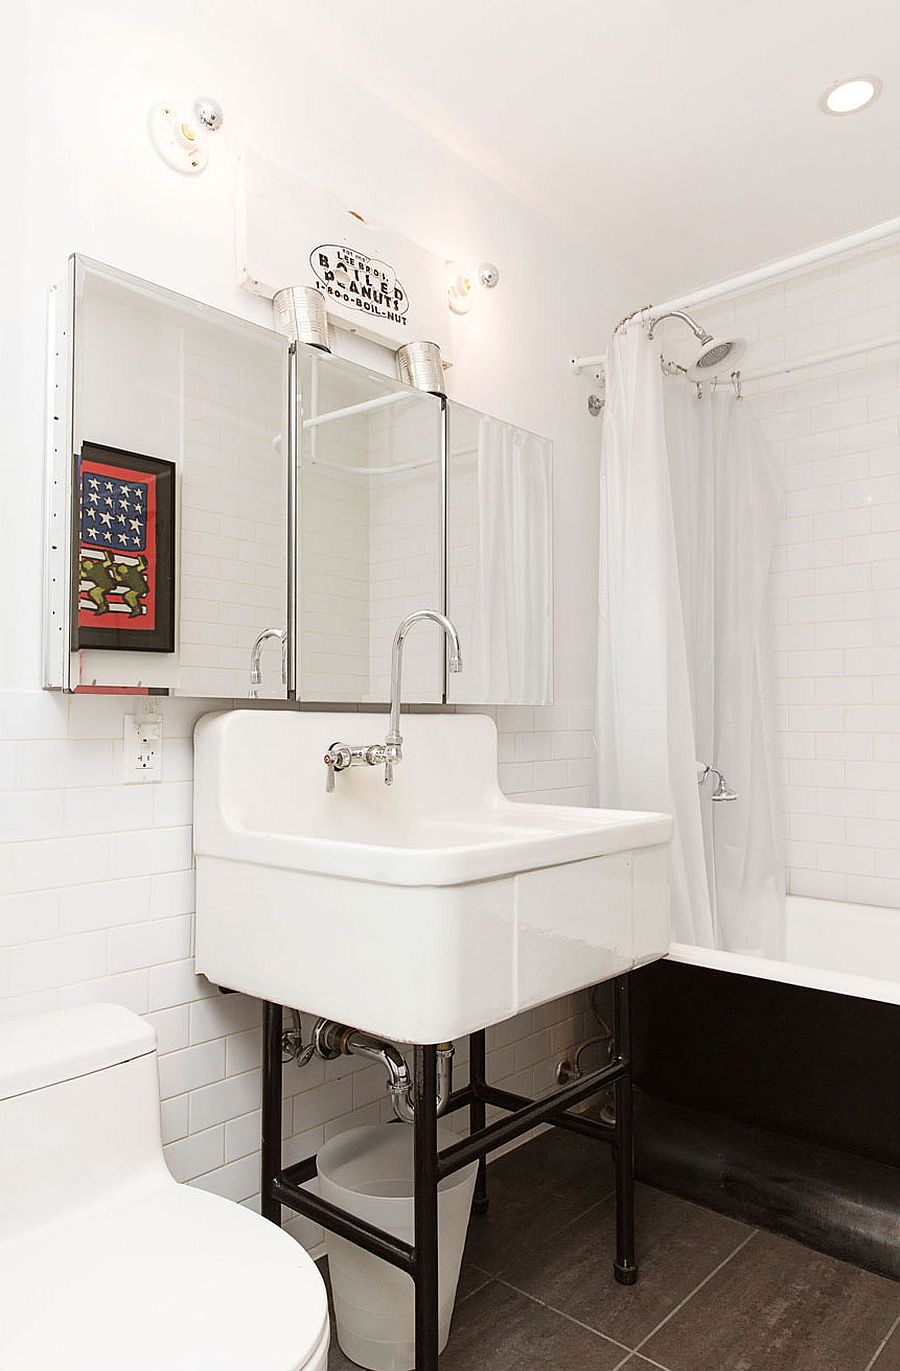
[631,958,900,1279]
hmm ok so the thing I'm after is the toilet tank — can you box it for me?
[0,1004,168,1242]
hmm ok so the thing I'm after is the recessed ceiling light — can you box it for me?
[819,74,883,115]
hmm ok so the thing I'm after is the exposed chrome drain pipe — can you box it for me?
[313,1019,454,1124]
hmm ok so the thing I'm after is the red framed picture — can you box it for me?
[73,442,175,653]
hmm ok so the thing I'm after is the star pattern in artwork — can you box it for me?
[81,468,148,552]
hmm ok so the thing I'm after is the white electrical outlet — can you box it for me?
[124,710,163,783]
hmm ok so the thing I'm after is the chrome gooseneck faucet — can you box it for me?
[249,627,286,699]
[384,610,463,784]
[325,609,462,791]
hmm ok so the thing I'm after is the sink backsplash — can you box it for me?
[0,692,596,1255]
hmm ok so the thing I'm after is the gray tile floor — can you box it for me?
[324,1129,900,1371]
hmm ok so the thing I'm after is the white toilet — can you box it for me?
[0,1003,330,1371]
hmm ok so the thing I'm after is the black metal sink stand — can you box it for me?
[261,973,636,1371]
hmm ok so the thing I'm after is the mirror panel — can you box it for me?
[43,262,553,706]
[297,345,444,703]
[447,401,553,705]
[50,257,290,698]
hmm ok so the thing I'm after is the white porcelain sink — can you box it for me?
[193,711,672,1042]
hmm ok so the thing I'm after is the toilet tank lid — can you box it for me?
[0,1004,156,1100]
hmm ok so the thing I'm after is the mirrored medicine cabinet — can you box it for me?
[44,256,552,705]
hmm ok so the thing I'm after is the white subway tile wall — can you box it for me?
[298,386,443,703]
[684,244,900,908]
[0,691,597,1254]
[298,416,372,700]
[366,403,444,702]
[177,331,288,698]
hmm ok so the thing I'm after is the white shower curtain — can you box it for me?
[709,395,784,955]
[596,328,715,947]
[469,417,552,703]
[596,327,784,954]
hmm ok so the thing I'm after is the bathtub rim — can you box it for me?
[669,895,900,1006]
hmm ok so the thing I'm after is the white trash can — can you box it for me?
[317,1124,478,1371]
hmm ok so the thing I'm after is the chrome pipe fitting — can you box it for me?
[647,309,713,346]
[312,1018,454,1123]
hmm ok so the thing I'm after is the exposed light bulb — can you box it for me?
[448,262,500,315]
[149,97,224,175]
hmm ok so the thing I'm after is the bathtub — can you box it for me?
[631,896,900,1279]
[669,895,900,1006]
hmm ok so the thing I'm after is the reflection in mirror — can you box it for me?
[297,345,444,703]
[447,402,553,705]
[56,257,290,697]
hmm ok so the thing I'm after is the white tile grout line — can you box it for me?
[455,1267,492,1307]
[453,1166,619,1309]
[471,1183,618,1286]
[456,1185,617,1307]
[865,1311,900,1371]
[491,1275,633,1360]
[608,1229,760,1371]
[525,1183,618,1252]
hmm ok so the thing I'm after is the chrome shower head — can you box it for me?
[687,334,747,381]
[697,763,739,802]
[648,309,748,381]
[711,770,738,802]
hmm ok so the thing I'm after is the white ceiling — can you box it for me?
[293,0,900,316]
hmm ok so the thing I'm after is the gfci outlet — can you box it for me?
[124,711,163,783]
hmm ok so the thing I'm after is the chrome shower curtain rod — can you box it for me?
[571,213,900,377]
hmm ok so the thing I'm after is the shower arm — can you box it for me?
[647,310,713,346]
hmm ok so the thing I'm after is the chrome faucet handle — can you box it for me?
[383,739,401,787]
[324,743,351,793]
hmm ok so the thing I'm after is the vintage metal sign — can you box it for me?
[310,245,409,325]
[238,152,452,357]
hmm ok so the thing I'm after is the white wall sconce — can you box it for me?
[448,261,500,315]
[149,97,224,175]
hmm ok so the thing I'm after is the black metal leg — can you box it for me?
[612,975,638,1284]
[469,1029,488,1214]
[261,1001,283,1226]
[261,991,637,1367]
[413,1045,440,1371]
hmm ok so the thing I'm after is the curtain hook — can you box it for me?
[695,381,703,400]
[731,369,743,400]
[614,302,655,336]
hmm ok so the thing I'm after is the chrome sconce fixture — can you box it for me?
[149,97,223,175]
[272,286,331,352]
[448,261,500,315]
[396,341,446,396]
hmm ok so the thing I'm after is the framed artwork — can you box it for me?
[74,442,176,653]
